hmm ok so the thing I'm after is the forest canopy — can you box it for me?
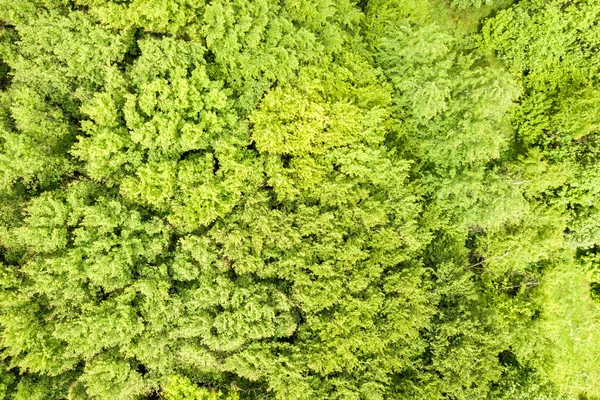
[1,0,600,399]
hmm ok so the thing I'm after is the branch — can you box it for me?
[500,279,539,291]
[464,251,511,270]
[465,259,486,269]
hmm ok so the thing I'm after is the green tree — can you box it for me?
[1,0,600,398]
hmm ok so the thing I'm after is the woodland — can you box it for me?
[1,0,600,399]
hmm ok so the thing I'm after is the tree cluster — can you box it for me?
[1,0,600,399]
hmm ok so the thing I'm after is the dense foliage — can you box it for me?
[1,0,600,399]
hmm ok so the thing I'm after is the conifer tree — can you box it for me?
[1,0,600,398]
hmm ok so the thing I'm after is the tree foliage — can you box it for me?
[1,0,600,399]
